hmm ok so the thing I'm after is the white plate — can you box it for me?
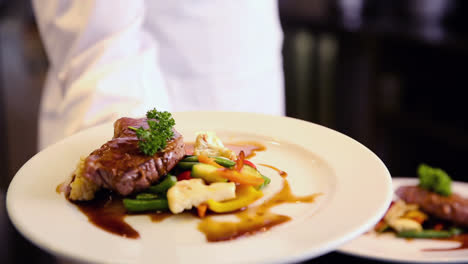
[339,177,468,263]
[7,112,392,264]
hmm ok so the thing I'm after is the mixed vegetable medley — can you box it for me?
[122,132,270,217]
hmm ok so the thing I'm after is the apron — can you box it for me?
[33,0,284,149]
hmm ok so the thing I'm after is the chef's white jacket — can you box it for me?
[33,0,285,150]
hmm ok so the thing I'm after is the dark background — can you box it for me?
[1,0,467,263]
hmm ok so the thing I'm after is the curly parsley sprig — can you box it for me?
[128,109,175,156]
[418,163,452,196]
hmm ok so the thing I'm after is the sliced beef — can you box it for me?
[396,185,468,227]
[83,117,185,196]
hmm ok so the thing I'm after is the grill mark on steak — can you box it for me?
[396,185,468,227]
[83,117,185,196]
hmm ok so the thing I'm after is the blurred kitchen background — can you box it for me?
[0,0,467,263]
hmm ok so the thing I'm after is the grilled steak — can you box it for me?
[113,117,149,138]
[83,117,185,196]
[396,185,468,227]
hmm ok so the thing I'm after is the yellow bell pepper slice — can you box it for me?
[207,185,263,213]
[403,210,428,224]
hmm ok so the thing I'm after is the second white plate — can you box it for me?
[339,177,468,263]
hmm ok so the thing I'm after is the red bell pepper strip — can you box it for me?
[177,170,192,181]
[243,160,256,169]
[234,151,245,172]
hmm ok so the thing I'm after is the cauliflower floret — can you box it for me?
[193,131,236,160]
[68,157,100,201]
[384,200,410,223]
[384,200,422,232]
[167,179,236,214]
[390,218,423,233]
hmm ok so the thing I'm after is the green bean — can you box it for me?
[123,198,168,212]
[257,174,271,190]
[181,155,236,168]
[397,230,453,239]
[147,175,177,194]
[176,161,198,170]
[181,155,199,162]
[213,157,236,167]
[449,227,464,236]
[136,193,159,200]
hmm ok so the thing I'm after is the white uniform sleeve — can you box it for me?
[33,0,170,149]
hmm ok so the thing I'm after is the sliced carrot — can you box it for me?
[197,204,208,218]
[198,154,223,168]
[218,169,264,186]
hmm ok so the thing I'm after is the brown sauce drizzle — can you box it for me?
[73,192,139,239]
[224,142,266,159]
[258,164,288,178]
[67,141,320,242]
[148,212,173,222]
[56,183,64,194]
[422,234,468,251]
[198,177,321,242]
[73,193,173,238]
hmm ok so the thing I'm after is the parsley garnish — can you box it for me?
[129,109,175,156]
[418,164,452,196]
